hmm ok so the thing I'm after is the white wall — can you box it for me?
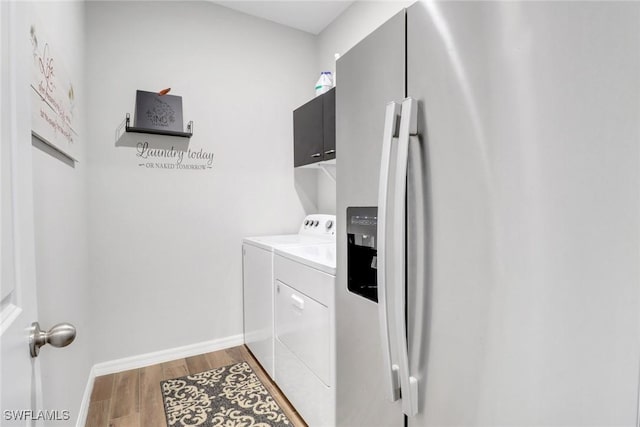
[314,0,414,214]
[85,1,317,363]
[27,1,92,425]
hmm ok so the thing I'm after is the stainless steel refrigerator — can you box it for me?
[336,2,640,426]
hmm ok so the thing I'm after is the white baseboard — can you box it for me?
[92,334,244,376]
[75,334,244,427]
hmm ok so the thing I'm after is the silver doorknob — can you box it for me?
[29,322,76,357]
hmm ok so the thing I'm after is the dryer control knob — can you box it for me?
[326,220,334,230]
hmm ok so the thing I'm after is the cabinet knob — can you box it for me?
[324,149,336,155]
[311,153,322,158]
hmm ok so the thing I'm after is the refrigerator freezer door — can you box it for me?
[336,9,406,427]
[407,1,640,425]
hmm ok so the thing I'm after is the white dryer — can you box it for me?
[273,243,337,427]
[242,215,335,378]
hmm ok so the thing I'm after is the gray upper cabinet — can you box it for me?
[322,88,336,161]
[293,88,336,167]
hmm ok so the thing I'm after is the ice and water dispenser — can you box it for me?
[347,207,378,303]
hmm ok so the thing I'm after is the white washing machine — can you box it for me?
[242,215,335,379]
[273,243,336,427]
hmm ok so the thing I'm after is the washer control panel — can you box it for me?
[299,214,336,237]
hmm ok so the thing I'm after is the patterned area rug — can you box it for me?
[161,361,292,427]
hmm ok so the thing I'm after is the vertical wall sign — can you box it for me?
[29,18,80,161]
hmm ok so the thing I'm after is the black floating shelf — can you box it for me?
[125,114,193,138]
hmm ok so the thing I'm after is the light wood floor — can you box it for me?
[85,345,307,427]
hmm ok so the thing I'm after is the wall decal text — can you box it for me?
[136,142,214,171]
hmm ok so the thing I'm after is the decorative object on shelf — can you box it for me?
[121,87,193,138]
[134,89,184,133]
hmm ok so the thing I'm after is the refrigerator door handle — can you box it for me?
[393,97,419,417]
[377,101,401,402]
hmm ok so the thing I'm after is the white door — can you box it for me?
[1,1,43,425]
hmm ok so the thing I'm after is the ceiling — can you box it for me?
[212,1,354,35]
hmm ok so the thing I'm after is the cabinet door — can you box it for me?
[335,8,405,427]
[322,88,336,161]
[293,95,324,167]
